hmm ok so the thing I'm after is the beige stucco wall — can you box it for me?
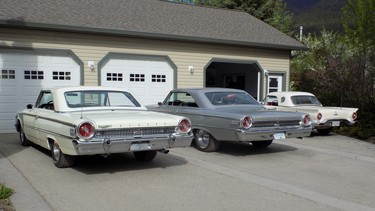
[0,28,291,97]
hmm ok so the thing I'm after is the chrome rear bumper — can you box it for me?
[73,133,193,155]
[236,126,312,141]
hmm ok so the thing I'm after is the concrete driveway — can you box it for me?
[1,132,375,211]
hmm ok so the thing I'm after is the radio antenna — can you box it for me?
[80,91,83,119]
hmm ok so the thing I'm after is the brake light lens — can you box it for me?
[352,112,357,120]
[316,113,322,120]
[178,118,191,133]
[241,116,252,129]
[301,114,311,126]
[77,122,95,139]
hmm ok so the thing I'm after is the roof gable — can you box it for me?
[0,0,307,50]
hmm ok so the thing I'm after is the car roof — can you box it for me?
[268,91,315,97]
[43,86,132,93]
[172,87,247,94]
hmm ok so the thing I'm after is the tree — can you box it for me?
[341,0,375,110]
[291,30,357,107]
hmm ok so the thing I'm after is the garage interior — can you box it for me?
[205,61,262,100]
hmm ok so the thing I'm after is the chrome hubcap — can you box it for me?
[53,144,61,161]
[197,130,210,148]
[20,131,24,143]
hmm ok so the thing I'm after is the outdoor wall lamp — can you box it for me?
[88,61,95,71]
[188,65,194,73]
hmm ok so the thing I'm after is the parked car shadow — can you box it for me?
[309,129,335,137]
[28,141,188,174]
[213,141,298,156]
[73,152,188,175]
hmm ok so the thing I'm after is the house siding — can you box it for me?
[0,27,290,97]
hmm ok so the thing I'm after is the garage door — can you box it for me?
[101,55,174,106]
[0,51,81,133]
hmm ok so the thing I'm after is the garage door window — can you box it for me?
[106,73,123,81]
[152,74,166,82]
[130,73,145,82]
[53,71,71,80]
[1,70,15,79]
[24,70,44,80]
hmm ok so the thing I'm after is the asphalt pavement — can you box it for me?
[1,132,375,211]
[0,134,52,211]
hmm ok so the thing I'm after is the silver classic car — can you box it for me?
[15,86,193,168]
[151,88,312,152]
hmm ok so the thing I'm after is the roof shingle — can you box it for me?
[0,0,307,50]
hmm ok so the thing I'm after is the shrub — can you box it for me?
[0,183,13,199]
[335,111,375,140]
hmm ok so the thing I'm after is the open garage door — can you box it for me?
[0,50,81,133]
[100,55,175,106]
[205,61,263,100]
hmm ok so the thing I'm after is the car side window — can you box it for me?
[36,92,54,110]
[165,92,198,107]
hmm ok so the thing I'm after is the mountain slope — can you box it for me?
[284,0,348,34]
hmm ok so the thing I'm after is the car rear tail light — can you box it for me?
[240,116,252,129]
[316,113,322,120]
[352,112,357,120]
[301,114,311,126]
[77,122,95,139]
[177,118,191,133]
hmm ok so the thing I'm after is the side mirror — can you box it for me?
[158,102,163,106]
[27,104,33,109]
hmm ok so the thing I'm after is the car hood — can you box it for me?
[69,109,182,129]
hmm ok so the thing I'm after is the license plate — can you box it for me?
[331,121,340,126]
[130,143,151,151]
[273,133,286,140]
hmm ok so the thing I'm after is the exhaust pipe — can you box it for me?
[159,148,170,154]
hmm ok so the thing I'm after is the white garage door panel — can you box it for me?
[0,52,81,133]
[101,56,174,106]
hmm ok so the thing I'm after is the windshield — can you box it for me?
[64,90,141,108]
[205,92,259,106]
[291,95,322,105]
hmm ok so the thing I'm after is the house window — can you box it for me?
[53,71,71,80]
[130,74,145,82]
[106,73,123,81]
[1,70,15,79]
[152,74,166,82]
[24,70,44,80]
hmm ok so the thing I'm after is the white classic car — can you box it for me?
[263,91,358,135]
[15,86,193,168]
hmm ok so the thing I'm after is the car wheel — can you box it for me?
[317,128,333,135]
[251,140,273,148]
[194,129,221,152]
[133,150,157,161]
[19,127,31,146]
[51,142,76,168]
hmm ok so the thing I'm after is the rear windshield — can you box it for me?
[291,95,321,105]
[205,92,259,106]
[64,90,141,108]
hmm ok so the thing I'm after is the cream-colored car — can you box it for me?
[15,86,193,168]
[263,91,358,135]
